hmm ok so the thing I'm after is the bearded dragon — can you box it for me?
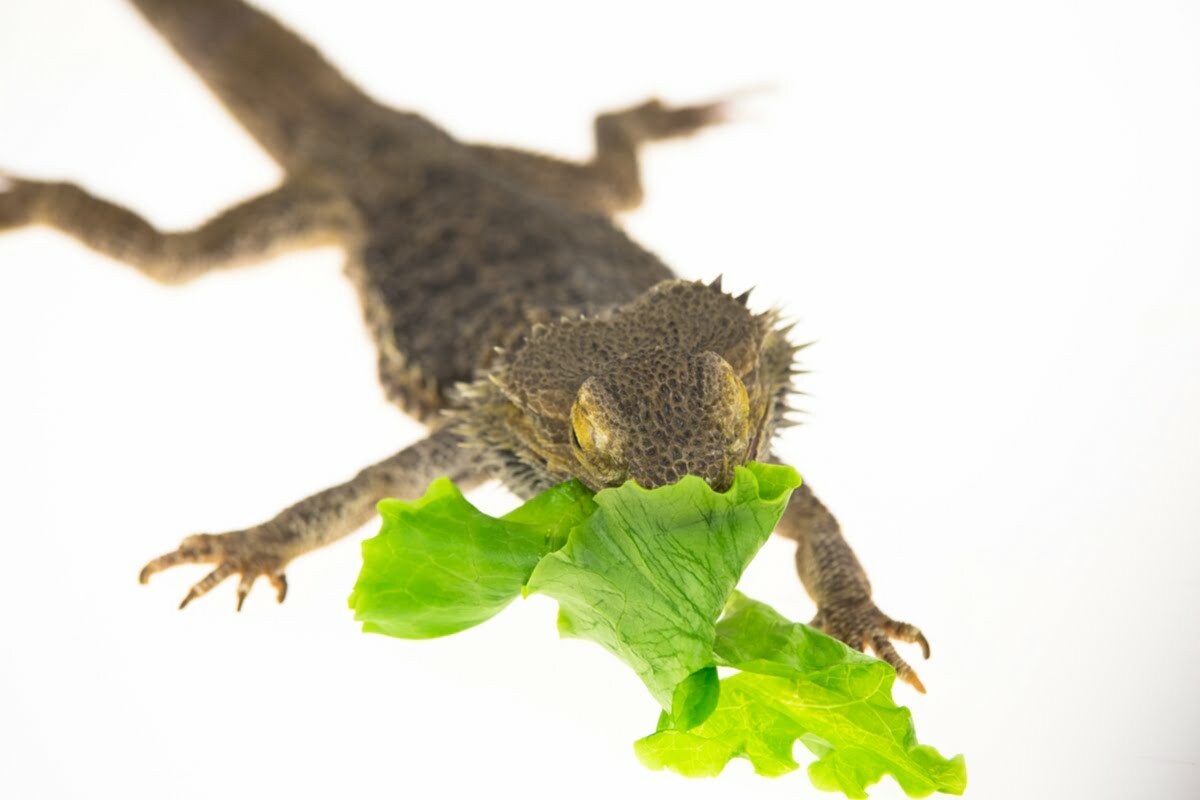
[0,0,930,689]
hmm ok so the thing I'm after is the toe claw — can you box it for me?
[236,573,257,612]
[178,563,236,610]
[883,618,931,660]
[868,632,926,693]
[902,669,927,694]
[917,632,931,660]
[270,572,288,604]
[140,550,191,584]
[179,588,198,610]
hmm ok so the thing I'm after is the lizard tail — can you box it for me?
[127,0,376,168]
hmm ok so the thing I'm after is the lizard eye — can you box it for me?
[569,395,625,488]
[570,385,612,457]
[571,402,598,453]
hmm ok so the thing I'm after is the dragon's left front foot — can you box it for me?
[812,598,931,693]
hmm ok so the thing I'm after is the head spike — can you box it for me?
[709,274,724,292]
[735,288,753,305]
[758,307,782,324]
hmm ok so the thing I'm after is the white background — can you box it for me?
[1,1,1198,798]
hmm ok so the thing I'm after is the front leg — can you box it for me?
[776,483,931,692]
[139,427,493,609]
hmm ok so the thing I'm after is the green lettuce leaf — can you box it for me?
[348,463,966,797]
[525,463,799,721]
[347,476,595,638]
[635,592,967,797]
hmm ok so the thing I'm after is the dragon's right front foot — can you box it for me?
[139,528,294,610]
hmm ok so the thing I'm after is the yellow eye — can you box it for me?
[716,360,751,444]
[571,401,595,453]
[734,374,750,426]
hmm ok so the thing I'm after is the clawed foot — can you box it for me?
[812,599,931,693]
[139,530,290,610]
[628,86,772,141]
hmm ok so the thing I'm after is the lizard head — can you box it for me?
[459,278,801,495]
[566,349,751,489]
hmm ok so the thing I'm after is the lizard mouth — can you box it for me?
[746,408,771,463]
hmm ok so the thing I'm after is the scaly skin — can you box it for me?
[0,0,930,689]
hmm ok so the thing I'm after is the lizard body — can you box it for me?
[0,0,930,688]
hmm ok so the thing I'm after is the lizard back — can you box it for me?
[350,160,675,417]
[129,0,677,418]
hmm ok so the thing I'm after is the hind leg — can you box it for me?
[0,173,360,283]
[588,95,737,208]
[470,92,746,216]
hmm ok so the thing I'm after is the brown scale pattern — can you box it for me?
[497,280,763,419]
[0,0,931,688]
[461,279,784,493]
[586,348,748,487]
